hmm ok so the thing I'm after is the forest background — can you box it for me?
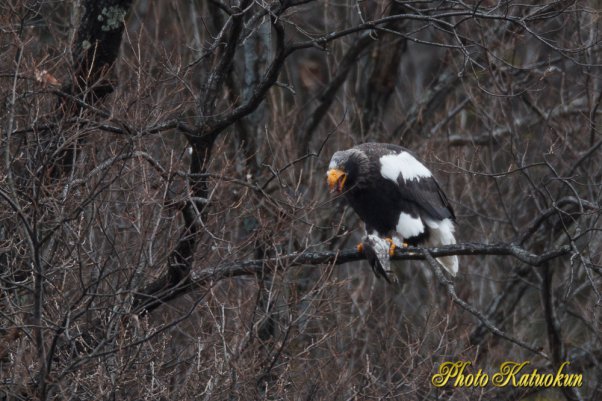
[1,1,601,400]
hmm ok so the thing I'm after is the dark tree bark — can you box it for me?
[359,3,408,136]
[51,0,134,177]
[69,0,134,101]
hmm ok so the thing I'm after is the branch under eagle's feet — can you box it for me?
[133,242,571,314]
[357,237,416,282]
[356,238,409,256]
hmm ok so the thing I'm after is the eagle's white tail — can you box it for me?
[425,218,458,276]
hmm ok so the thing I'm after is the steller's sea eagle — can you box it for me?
[327,143,458,280]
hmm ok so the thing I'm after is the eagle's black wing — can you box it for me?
[354,143,454,222]
[398,176,455,222]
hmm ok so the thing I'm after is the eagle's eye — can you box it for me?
[327,168,347,193]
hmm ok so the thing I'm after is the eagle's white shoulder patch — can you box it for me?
[379,151,432,182]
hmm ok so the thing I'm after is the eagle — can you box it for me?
[327,143,458,280]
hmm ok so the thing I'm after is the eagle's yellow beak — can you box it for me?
[327,168,347,193]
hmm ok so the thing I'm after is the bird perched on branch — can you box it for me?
[327,143,458,280]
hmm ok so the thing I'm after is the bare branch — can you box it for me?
[132,242,571,314]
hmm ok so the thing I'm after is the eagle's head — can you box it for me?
[326,148,368,193]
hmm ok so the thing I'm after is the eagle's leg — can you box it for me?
[357,242,364,253]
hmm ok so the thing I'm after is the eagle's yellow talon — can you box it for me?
[357,243,364,253]
[385,238,396,256]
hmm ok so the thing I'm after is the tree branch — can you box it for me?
[207,17,287,138]
[132,242,571,315]
[200,0,252,118]
[423,252,548,358]
[300,31,375,151]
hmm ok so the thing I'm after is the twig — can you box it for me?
[423,252,548,358]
